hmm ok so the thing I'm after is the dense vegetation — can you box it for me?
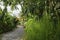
[0,7,19,34]
[22,0,60,40]
[0,0,60,40]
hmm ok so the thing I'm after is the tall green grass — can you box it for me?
[24,13,60,40]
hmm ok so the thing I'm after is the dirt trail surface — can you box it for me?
[1,25,24,40]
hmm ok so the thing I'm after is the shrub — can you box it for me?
[0,13,19,34]
[24,13,60,40]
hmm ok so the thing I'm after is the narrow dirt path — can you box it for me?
[1,25,24,40]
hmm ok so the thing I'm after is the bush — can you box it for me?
[0,13,19,34]
[24,13,60,40]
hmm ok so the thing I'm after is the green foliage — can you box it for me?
[24,12,60,40]
[22,0,45,18]
[0,0,60,40]
[0,12,19,34]
[21,0,60,40]
[0,0,20,34]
